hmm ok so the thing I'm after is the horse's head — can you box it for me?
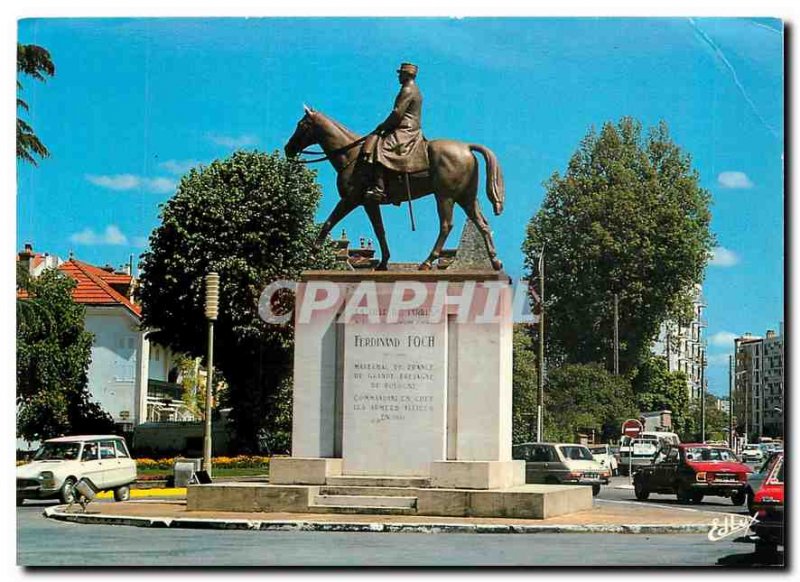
[284,104,318,158]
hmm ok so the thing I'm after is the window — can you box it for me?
[81,442,98,461]
[666,448,680,462]
[114,439,130,458]
[99,440,117,459]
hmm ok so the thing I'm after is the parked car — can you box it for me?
[16,435,137,506]
[632,443,751,505]
[750,453,784,556]
[512,442,610,496]
[741,444,765,463]
[744,451,783,513]
[589,444,619,476]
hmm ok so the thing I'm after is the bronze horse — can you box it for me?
[284,106,505,271]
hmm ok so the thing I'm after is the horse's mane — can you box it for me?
[316,110,361,140]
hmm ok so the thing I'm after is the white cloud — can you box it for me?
[706,353,733,367]
[69,225,128,246]
[708,331,738,348]
[86,174,176,194]
[86,174,141,190]
[159,159,201,174]
[717,171,754,189]
[145,177,177,193]
[207,133,258,148]
[710,246,740,267]
[132,236,149,248]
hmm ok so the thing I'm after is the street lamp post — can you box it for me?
[537,248,545,443]
[203,272,220,476]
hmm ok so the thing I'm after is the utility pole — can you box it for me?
[613,293,619,375]
[537,249,545,443]
[203,272,220,476]
[700,348,706,443]
[728,354,734,448]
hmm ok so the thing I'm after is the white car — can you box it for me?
[589,444,619,476]
[741,444,765,463]
[16,435,137,506]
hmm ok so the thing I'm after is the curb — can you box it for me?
[42,506,712,535]
[96,488,186,500]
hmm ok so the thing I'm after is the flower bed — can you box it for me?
[135,455,271,471]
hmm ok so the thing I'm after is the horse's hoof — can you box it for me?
[490,257,503,271]
[418,261,433,271]
[376,262,388,272]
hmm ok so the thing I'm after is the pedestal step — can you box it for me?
[326,475,430,488]
[314,494,417,509]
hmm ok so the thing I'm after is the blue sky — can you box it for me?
[16,17,783,396]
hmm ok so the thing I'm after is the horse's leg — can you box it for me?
[419,196,455,270]
[316,198,358,244]
[459,197,504,271]
[363,203,390,271]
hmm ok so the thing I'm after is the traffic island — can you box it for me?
[42,499,732,535]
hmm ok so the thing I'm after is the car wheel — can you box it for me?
[634,480,650,501]
[545,476,560,485]
[676,484,691,503]
[113,485,131,502]
[731,490,746,506]
[59,477,77,504]
[16,495,24,507]
[592,484,601,496]
[690,492,704,504]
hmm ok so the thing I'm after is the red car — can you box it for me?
[750,453,784,555]
[633,443,751,504]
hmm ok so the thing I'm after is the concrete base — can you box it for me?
[269,457,342,485]
[187,482,592,520]
[429,460,525,490]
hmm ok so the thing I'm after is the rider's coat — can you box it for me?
[368,80,428,173]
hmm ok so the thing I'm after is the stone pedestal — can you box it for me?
[270,269,524,489]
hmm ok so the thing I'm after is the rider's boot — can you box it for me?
[364,166,386,204]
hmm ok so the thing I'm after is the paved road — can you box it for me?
[17,501,779,567]
[597,475,753,516]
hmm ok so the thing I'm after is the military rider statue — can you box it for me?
[363,62,429,203]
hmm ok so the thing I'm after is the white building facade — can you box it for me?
[652,284,707,400]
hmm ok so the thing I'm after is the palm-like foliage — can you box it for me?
[17,43,55,166]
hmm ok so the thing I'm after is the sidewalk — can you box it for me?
[44,498,732,535]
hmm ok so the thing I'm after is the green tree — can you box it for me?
[686,394,729,443]
[17,43,55,166]
[523,118,714,373]
[512,325,538,444]
[631,355,692,438]
[139,151,336,452]
[17,269,115,440]
[543,363,638,443]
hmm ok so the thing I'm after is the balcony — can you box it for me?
[148,379,183,401]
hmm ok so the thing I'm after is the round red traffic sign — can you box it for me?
[621,419,643,438]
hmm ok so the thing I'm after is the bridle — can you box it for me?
[292,116,369,165]
[296,135,368,165]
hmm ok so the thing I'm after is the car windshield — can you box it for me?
[560,446,593,461]
[33,442,81,461]
[684,447,737,462]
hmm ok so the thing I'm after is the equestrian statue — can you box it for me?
[284,62,505,271]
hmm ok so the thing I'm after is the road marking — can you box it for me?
[595,498,741,517]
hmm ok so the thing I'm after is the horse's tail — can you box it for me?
[469,144,505,215]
